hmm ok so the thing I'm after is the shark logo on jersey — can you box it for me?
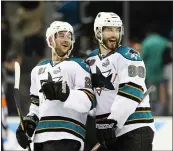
[53,76,63,82]
[40,72,63,86]
[102,69,112,77]
[92,66,114,95]
[102,59,110,67]
[126,49,140,60]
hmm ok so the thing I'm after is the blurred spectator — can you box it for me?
[78,2,94,57]
[15,1,45,58]
[130,38,142,53]
[162,30,172,115]
[1,17,12,63]
[55,2,95,57]
[2,51,22,116]
[56,1,80,27]
[1,85,8,151]
[55,1,82,57]
[142,26,169,116]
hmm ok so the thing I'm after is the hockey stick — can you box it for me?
[91,85,156,151]
[14,62,31,151]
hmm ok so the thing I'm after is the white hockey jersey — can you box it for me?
[86,46,156,137]
[28,58,96,151]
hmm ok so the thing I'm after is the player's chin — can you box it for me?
[107,43,117,51]
[61,46,69,54]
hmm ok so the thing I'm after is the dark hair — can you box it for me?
[19,1,40,10]
[92,35,98,44]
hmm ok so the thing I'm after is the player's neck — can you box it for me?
[99,45,112,55]
[99,44,122,55]
[52,51,68,62]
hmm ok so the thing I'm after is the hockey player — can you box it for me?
[16,21,96,151]
[86,12,156,151]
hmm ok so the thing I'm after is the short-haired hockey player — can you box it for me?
[16,21,96,151]
[86,12,156,151]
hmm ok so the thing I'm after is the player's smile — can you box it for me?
[108,39,117,46]
[108,39,116,43]
[62,42,70,48]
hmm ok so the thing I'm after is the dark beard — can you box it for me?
[55,49,67,57]
[102,38,119,51]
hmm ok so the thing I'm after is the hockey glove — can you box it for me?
[16,114,39,149]
[39,81,70,102]
[96,119,117,147]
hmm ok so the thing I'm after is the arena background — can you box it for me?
[1,1,172,151]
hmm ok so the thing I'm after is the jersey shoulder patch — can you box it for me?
[67,57,90,73]
[37,59,51,66]
[87,49,99,58]
[116,46,142,61]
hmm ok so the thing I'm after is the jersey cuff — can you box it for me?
[64,90,92,113]
[78,89,96,110]
[30,94,39,106]
[117,82,144,103]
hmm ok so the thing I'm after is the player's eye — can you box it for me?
[57,32,72,40]
[58,32,65,38]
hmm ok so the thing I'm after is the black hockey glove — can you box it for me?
[96,119,117,147]
[39,81,70,102]
[16,114,39,149]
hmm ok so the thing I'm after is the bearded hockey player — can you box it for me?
[16,21,96,151]
[86,12,156,151]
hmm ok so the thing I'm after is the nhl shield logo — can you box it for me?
[53,67,61,74]
[102,59,110,67]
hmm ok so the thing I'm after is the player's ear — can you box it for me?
[95,27,101,40]
[49,36,56,48]
[48,37,53,46]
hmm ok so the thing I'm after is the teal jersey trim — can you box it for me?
[125,107,154,125]
[67,58,90,73]
[127,111,153,121]
[31,95,39,106]
[31,99,39,103]
[37,59,51,66]
[87,49,99,58]
[36,120,85,139]
[31,99,39,106]
[119,84,143,100]
[116,46,142,61]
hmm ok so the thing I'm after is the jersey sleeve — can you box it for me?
[108,54,146,129]
[64,61,96,113]
[27,67,39,117]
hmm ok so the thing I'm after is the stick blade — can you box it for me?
[14,62,20,89]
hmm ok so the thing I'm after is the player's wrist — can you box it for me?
[96,119,117,146]
[26,114,39,125]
